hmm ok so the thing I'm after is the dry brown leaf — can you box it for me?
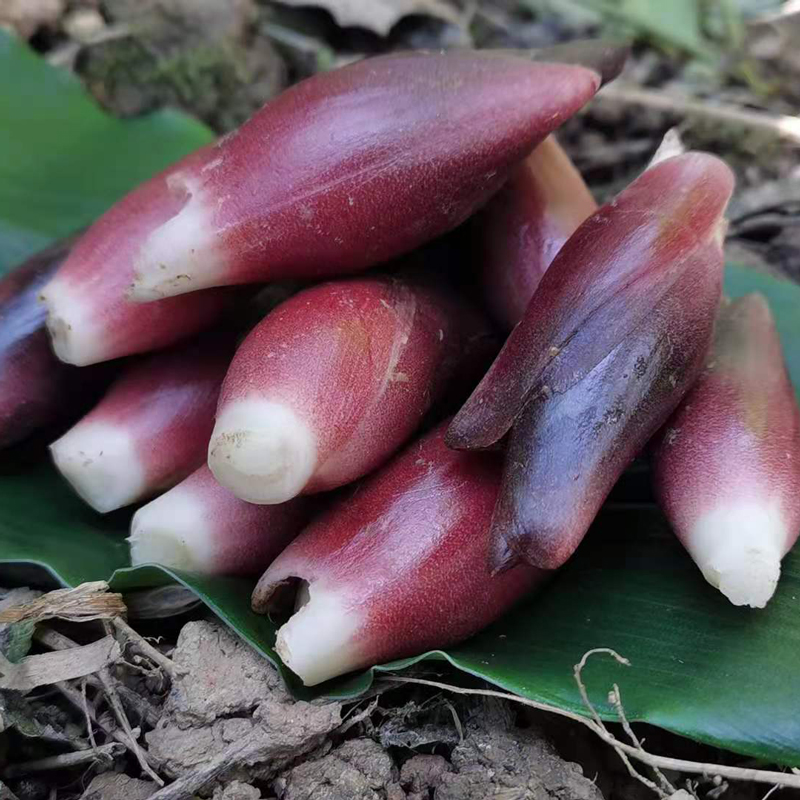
[275,0,467,36]
[0,581,126,625]
[0,635,120,692]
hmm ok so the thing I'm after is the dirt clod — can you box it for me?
[145,621,341,783]
[81,0,286,132]
[385,787,406,800]
[400,754,452,794]
[80,773,157,800]
[435,699,603,800]
[164,619,287,724]
[213,780,262,800]
[275,738,399,800]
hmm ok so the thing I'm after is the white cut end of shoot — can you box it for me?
[50,421,146,513]
[689,502,785,608]
[130,178,226,301]
[40,279,106,366]
[129,486,215,573]
[208,398,317,505]
[275,581,361,686]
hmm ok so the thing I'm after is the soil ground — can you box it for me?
[0,604,784,800]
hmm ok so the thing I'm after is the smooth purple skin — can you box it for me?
[0,235,105,448]
[446,153,736,452]
[128,47,626,299]
[491,258,723,571]
[212,270,496,500]
[477,136,597,331]
[252,423,543,682]
[653,293,800,567]
[130,464,315,576]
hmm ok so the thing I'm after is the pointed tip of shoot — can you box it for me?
[40,280,105,366]
[719,292,773,351]
[208,398,317,504]
[130,175,226,301]
[129,490,213,573]
[50,421,145,513]
[488,533,522,576]
[691,503,785,608]
[254,575,361,686]
[532,40,629,87]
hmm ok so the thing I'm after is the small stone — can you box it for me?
[213,780,261,800]
[400,754,452,793]
[145,621,340,781]
[63,8,105,42]
[385,784,407,800]
[276,739,397,800]
[80,773,156,800]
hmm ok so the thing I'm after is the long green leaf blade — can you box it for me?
[0,31,213,273]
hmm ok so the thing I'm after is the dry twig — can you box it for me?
[98,665,164,786]
[385,649,800,794]
[0,780,21,800]
[573,649,669,799]
[761,784,781,800]
[35,627,160,727]
[28,625,162,783]
[52,674,159,777]
[338,698,379,736]
[597,85,800,146]
[609,682,676,796]
[112,617,184,678]
[80,679,99,752]
[3,742,123,779]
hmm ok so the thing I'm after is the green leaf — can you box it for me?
[0,30,214,274]
[2,32,800,767]
[1,620,36,663]
[619,0,704,52]
[442,506,800,765]
[0,466,128,586]
[27,497,800,766]
[575,0,712,59]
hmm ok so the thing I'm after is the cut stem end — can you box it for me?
[50,421,146,513]
[208,398,317,504]
[41,280,106,366]
[129,490,213,572]
[690,503,787,608]
[254,573,361,686]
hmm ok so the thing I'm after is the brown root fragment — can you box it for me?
[35,627,160,728]
[385,649,800,794]
[111,617,185,678]
[3,742,124,779]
